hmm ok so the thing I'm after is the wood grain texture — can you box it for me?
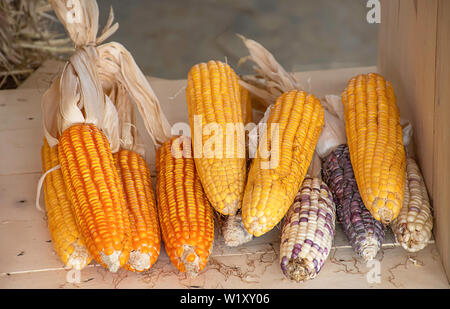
[378,0,449,281]
[433,0,450,283]
[378,0,438,194]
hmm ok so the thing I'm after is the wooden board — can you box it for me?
[0,64,446,288]
[378,0,438,193]
[378,0,450,281]
[432,0,450,284]
[1,245,448,289]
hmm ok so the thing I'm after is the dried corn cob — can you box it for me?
[96,34,214,275]
[391,158,433,252]
[40,139,92,270]
[242,90,324,236]
[103,84,161,272]
[114,150,160,271]
[280,175,336,282]
[186,61,246,215]
[58,123,131,272]
[156,136,215,276]
[322,144,384,260]
[342,73,406,224]
[43,0,134,273]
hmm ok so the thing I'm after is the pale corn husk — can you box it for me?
[42,0,121,148]
[42,46,120,152]
[237,34,304,106]
[111,85,144,156]
[315,95,347,159]
[96,42,172,148]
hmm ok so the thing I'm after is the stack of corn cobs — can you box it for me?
[37,0,434,282]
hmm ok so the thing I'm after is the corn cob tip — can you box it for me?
[100,251,122,273]
[222,214,253,247]
[282,257,316,283]
[66,243,92,270]
[358,237,380,261]
[376,206,394,225]
[243,219,265,237]
[395,224,430,253]
[127,250,153,272]
[221,200,241,216]
[180,245,206,278]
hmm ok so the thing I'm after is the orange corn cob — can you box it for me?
[242,90,324,236]
[58,123,131,272]
[41,139,92,270]
[114,149,161,272]
[156,136,214,276]
[342,73,405,224]
[186,60,246,215]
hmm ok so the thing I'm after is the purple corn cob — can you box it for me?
[322,144,385,260]
[280,176,336,282]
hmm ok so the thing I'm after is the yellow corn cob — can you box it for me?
[342,73,405,224]
[114,149,161,272]
[41,139,92,270]
[242,90,324,236]
[391,158,433,252]
[186,60,246,215]
[156,136,214,276]
[240,85,253,126]
[58,123,131,272]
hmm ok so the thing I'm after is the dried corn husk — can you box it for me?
[238,34,304,107]
[0,0,72,89]
[42,0,121,147]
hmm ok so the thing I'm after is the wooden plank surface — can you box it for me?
[1,245,447,289]
[378,0,450,282]
[378,0,438,193]
[0,63,447,288]
[433,0,450,282]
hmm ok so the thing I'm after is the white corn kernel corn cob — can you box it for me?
[280,176,336,282]
[391,158,433,252]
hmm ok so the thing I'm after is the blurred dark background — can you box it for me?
[96,0,378,79]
